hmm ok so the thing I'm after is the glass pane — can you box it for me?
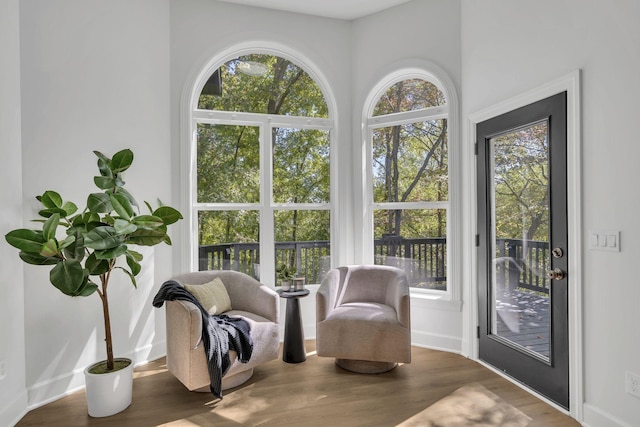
[197,124,259,203]
[373,209,446,290]
[198,54,328,118]
[198,210,260,279]
[273,128,330,204]
[372,120,448,203]
[274,210,330,286]
[490,121,551,360]
[373,79,446,116]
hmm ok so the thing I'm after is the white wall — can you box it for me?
[461,1,640,426]
[352,0,464,352]
[0,0,28,424]
[19,0,172,409]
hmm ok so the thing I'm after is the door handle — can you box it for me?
[547,268,565,281]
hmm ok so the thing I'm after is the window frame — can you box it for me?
[181,44,336,286]
[362,63,461,304]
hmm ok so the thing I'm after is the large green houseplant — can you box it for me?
[4,149,182,416]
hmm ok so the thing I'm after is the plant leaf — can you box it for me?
[5,229,46,253]
[94,150,111,165]
[93,244,128,260]
[37,191,63,209]
[40,239,59,257]
[76,279,99,297]
[126,228,166,246]
[18,251,60,266]
[125,251,141,276]
[94,176,116,190]
[96,156,112,178]
[126,249,143,262]
[111,149,134,173]
[83,226,124,250]
[42,213,60,241]
[132,215,165,229]
[87,193,113,213]
[110,194,134,220]
[63,228,85,261]
[62,201,78,216]
[38,207,68,218]
[58,235,76,251]
[115,187,139,208]
[114,218,137,235]
[50,259,86,296]
[85,252,110,276]
[153,206,183,225]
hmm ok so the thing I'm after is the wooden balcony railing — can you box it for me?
[198,236,549,294]
[495,238,550,295]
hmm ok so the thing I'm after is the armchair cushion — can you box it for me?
[184,277,232,315]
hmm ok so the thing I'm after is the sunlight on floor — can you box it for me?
[204,383,272,424]
[396,383,531,426]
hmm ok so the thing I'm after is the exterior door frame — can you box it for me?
[464,71,582,420]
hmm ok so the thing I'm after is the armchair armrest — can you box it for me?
[166,300,202,349]
[387,277,411,328]
[226,281,279,323]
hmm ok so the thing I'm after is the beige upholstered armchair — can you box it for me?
[165,270,279,392]
[316,265,411,373]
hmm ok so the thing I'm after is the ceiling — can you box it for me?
[216,0,413,21]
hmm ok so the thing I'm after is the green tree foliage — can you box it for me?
[372,79,448,238]
[273,128,330,205]
[492,122,549,241]
[197,124,260,204]
[198,54,328,117]
[196,55,330,248]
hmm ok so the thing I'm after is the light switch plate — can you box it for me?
[588,230,621,252]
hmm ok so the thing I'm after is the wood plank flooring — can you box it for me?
[16,342,579,427]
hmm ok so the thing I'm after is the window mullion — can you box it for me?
[260,120,275,286]
[368,106,448,128]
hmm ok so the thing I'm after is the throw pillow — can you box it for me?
[184,277,232,315]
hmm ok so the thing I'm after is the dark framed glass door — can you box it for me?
[476,92,569,409]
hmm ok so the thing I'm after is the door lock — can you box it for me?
[547,268,565,281]
[552,247,564,258]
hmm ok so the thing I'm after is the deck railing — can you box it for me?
[495,238,550,295]
[198,235,447,287]
[198,237,549,294]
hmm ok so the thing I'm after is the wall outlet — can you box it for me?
[626,371,640,398]
[0,359,6,381]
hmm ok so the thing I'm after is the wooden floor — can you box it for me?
[17,341,578,427]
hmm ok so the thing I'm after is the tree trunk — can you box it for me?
[100,274,114,371]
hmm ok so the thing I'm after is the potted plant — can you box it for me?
[276,264,296,291]
[4,149,182,417]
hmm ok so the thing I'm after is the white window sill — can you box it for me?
[410,290,463,311]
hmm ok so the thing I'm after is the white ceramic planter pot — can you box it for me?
[84,358,134,417]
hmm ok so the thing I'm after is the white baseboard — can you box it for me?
[411,330,462,354]
[583,403,634,427]
[1,389,28,427]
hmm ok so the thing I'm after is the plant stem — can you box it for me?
[100,268,114,371]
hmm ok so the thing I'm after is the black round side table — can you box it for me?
[276,289,310,363]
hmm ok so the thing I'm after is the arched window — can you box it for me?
[365,68,457,295]
[190,52,333,286]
